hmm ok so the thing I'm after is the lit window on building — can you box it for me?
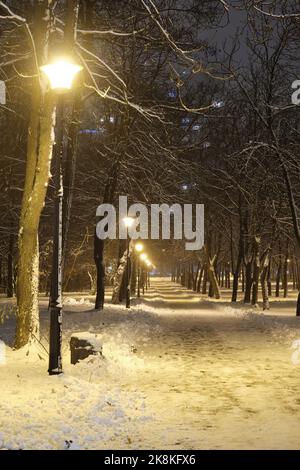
[167,90,177,98]
[212,100,225,108]
[181,117,191,125]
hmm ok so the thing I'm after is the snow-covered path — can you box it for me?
[1,278,300,449]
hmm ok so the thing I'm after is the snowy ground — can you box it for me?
[1,278,300,450]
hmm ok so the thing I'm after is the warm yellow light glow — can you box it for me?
[123,216,135,228]
[145,260,151,266]
[140,253,147,261]
[40,59,82,90]
[135,243,144,252]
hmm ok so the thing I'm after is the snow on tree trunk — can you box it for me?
[111,241,133,304]
[260,248,270,311]
[15,0,79,348]
[16,94,56,348]
[283,242,289,298]
[251,236,261,307]
[203,247,221,299]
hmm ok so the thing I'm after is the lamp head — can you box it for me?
[40,58,82,91]
[135,242,144,252]
[140,253,147,261]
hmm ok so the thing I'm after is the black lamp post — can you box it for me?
[134,242,143,298]
[139,253,148,296]
[48,95,64,375]
[40,58,82,375]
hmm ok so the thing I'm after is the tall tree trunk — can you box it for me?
[94,237,105,309]
[16,91,56,348]
[112,241,133,304]
[292,257,296,291]
[196,266,204,293]
[232,239,243,302]
[267,260,272,296]
[260,248,270,310]
[251,236,261,306]
[7,231,14,298]
[0,256,2,288]
[275,259,282,297]
[193,262,200,291]
[221,267,225,287]
[119,240,127,302]
[203,248,221,299]
[244,261,252,304]
[176,263,180,283]
[94,160,119,309]
[283,243,289,298]
[202,266,208,294]
[15,0,79,348]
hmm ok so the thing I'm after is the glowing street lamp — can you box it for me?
[123,217,135,308]
[41,58,82,376]
[40,58,82,91]
[140,253,147,261]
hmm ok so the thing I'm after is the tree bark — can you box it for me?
[283,243,289,298]
[196,266,204,293]
[7,231,14,298]
[201,266,208,294]
[232,240,243,302]
[111,241,133,304]
[203,248,221,299]
[15,0,79,348]
[244,261,252,304]
[94,158,119,309]
[251,236,261,306]
[260,248,270,310]
[193,262,200,291]
[16,91,56,348]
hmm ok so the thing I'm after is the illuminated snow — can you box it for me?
[1,278,300,449]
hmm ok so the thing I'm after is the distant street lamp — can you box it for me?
[135,243,143,297]
[123,217,135,308]
[41,57,82,375]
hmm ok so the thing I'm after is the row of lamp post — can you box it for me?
[121,217,154,309]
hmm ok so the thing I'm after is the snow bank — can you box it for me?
[224,305,300,344]
[64,297,93,307]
